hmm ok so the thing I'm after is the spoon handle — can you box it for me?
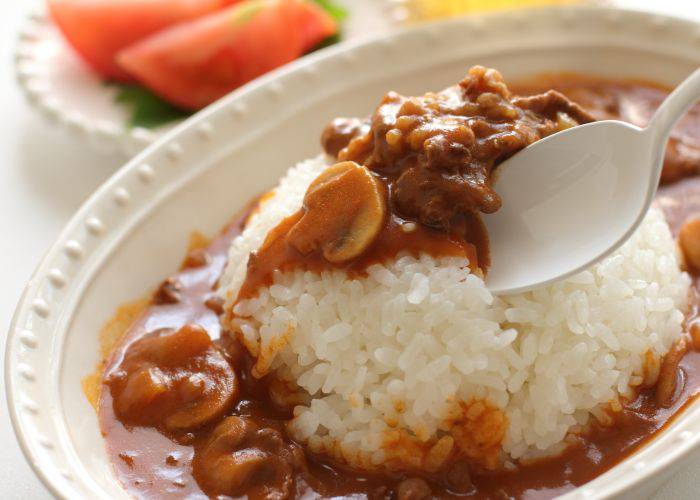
[647,68,700,164]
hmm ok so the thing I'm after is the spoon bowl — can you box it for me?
[485,69,700,295]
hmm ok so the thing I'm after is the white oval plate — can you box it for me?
[7,6,700,499]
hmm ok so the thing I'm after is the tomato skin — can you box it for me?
[117,0,338,110]
[48,0,242,82]
[291,0,339,52]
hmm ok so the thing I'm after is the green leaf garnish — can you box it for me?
[309,33,342,52]
[312,0,347,23]
[112,83,190,129]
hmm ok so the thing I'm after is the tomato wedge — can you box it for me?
[292,0,339,52]
[49,0,242,82]
[117,0,337,110]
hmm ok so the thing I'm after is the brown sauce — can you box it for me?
[237,211,486,302]
[235,66,592,303]
[336,66,593,225]
[99,72,700,499]
[511,74,700,184]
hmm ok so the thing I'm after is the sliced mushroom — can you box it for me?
[209,415,252,448]
[115,366,169,416]
[679,215,700,270]
[164,354,237,432]
[194,416,296,499]
[108,324,238,432]
[198,418,269,494]
[287,161,386,263]
[141,324,212,366]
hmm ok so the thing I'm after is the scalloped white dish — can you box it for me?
[7,6,700,499]
[14,12,165,157]
[13,2,395,158]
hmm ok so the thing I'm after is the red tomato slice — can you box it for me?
[49,0,242,82]
[292,0,339,52]
[117,0,338,110]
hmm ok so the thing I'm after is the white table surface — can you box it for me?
[1,1,700,498]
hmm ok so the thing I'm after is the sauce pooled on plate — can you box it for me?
[98,70,700,499]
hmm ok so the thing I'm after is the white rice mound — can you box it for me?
[219,156,690,470]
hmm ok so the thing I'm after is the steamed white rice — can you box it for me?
[219,156,690,470]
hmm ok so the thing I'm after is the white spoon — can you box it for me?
[484,69,700,295]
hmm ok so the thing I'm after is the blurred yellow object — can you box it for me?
[405,0,582,20]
